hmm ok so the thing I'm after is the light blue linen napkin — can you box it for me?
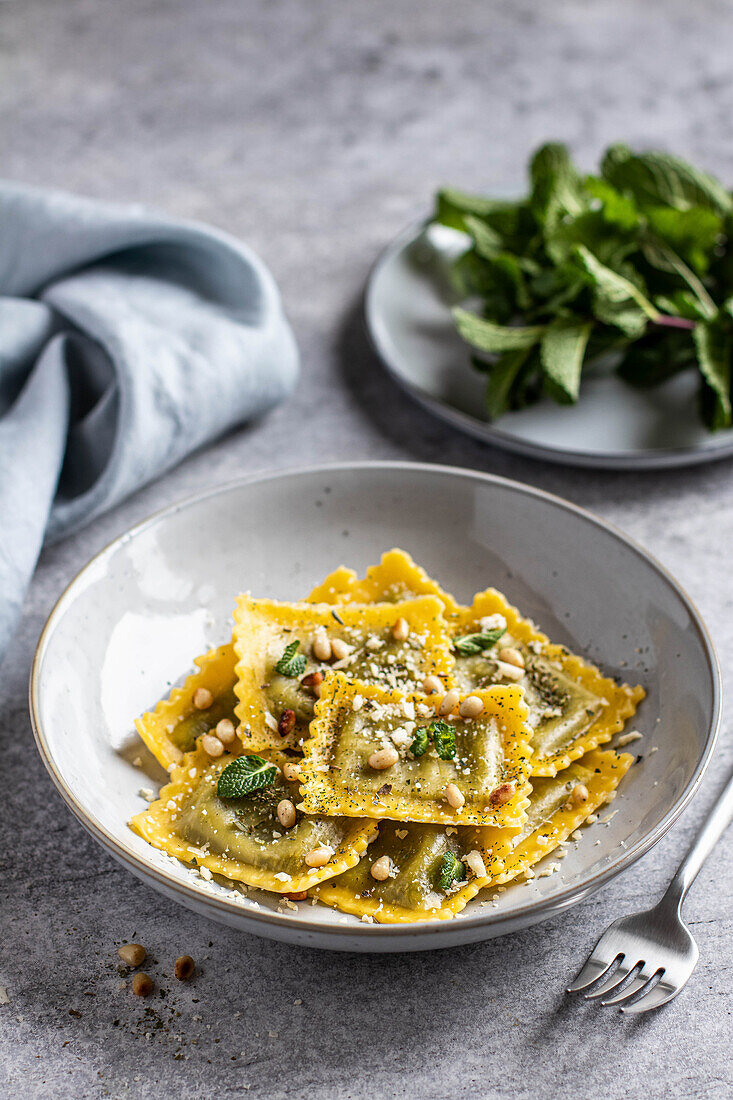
[0,182,299,660]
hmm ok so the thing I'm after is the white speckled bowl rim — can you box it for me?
[29,462,722,950]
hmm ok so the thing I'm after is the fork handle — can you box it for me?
[663,763,733,910]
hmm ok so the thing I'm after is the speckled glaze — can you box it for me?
[30,464,720,950]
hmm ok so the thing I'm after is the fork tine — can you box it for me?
[584,960,631,1000]
[566,951,618,993]
[600,968,657,1007]
[621,978,681,1015]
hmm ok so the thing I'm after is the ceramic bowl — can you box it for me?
[30,463,721,951]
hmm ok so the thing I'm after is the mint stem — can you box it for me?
[652,315,696,331]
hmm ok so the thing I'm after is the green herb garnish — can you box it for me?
[275,640,307,678]
[433,142,733,430]
[453,626,506,656]
[409,727,430,757]
[437,852,466,891]
[216,755,278,798]
[430,719,456,760]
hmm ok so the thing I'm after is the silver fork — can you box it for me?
[567,762,733,1014]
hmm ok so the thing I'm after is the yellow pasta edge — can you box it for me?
[457,747,635,910]
[312,869,469,923]
[134,642,238,769]
[129,743,378,893]
[307,548,461,613]
[453,589,645,777]
[299,673,533,827]
[232,594,454,753]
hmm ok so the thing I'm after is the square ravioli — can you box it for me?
[308,548,461,612]
[312,820,486,923]
[448,590,644,777]
[129,745,378,893]
[300,673,532,827]
[233,594,453,752]
[314,747,633,923]
[135,642,239,768]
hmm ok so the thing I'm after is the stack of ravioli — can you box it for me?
[130,550,644,924]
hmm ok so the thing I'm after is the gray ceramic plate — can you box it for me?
[366,223,733,469]
[30,463,721,951]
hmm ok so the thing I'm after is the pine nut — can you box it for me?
[392,617,410,642]
[215,718,236,745]
[438,689,460,716]
[305,846,333,868]
[201,733,224,758]
[132,973,154,997]
[174,955,195,981]
[284,891,308,901]
[370,855,393,881]
[312,633,332,662]
[465,850,487,878]
[459,695,483,719]
[368,747,399,770]
[301,671,323,697]
[278,709,296,737]
[118,943,146,968]
[445,782,465,809]
[193,687,213,710]
[570,783,589,805]
[496,660,524,682]
[283,762,301,782]
[499,647,525,669]
[330,638,352,661]
[422,675,442,695]
[277,799,297,829]
[490,781,515,807]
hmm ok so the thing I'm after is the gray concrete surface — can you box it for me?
[1,1,732,1096]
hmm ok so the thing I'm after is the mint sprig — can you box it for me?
[433,142,733,431]
[275,641,307,678]
[217,755,278,798]
[453,626,506,656]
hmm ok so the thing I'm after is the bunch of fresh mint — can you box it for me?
[432,143,733,429]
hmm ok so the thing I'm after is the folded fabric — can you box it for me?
[0,181,298,661]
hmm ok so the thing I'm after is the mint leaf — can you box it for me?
[462,215,503,260]
[430,720,457,760]
[275,641,307,678]
[645,206,722,274]
[453,626,506,656]
[601,144,732,216]
[540,319,593,404]
[217,755,278,799]
[574,246,658,337]
[454,308,545,353]
[694,320,732,430]
[584,177,639,231]
[482,348,532,421]
[437,852,466,891]
[530,142,586,231]
[410,727,430,757]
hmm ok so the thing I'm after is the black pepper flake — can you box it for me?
[331,610,344,625]
[376,783,392,797]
